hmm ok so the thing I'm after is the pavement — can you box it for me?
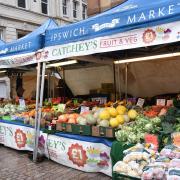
[0,145,111,180]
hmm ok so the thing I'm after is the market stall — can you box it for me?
[0,0,180,179]
[41,0,180,179]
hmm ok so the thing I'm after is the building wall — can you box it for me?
[0,0,87,99]
[87,0,125,16]
[0,0,87,42]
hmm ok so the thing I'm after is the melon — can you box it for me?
[109,118,119,128]
[128,109,138,119]
[107,107,118,117]
[116,105,127,115]
[99,110,110,120]
[116,115,124,124]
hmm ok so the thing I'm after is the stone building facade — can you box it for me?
[87,0,125,16]
[0,0,87,42]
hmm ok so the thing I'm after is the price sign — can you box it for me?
[136,98,145,107]
[68,143,87,167]
[167,100,173,107]
[156,99,166,106]
[19,98,26,107]
[80,106,90,114]
[145,134,159,151]
[172,132,180,147]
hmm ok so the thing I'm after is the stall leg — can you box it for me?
[118,65,121,100]
[33,62,41,162]
[113,64,117,101]
[125,63,128,102]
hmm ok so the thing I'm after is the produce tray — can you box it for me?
[56,122,72,132]
[56,123,92,136]
[92,126,115,138]
[71,124,92,136]
[113,172,141,180]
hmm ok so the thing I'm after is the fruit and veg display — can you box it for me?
[115,115,161,144]
[142,144,180,180]
[113,143,158,178]
[113,143,180,180]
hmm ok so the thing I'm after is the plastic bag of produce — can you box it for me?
[160,145,180,159]
[169,159,180,168]
[142,166,166,180]
[167,167,180,180]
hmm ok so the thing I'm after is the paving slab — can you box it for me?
[0,145,111,180]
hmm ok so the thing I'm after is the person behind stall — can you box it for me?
[16,86,25,102]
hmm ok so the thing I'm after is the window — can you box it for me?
[73,1,78,18]
[82,4,87,19]
[18,0,26,8]
[0,29,3,40]
[62,0,68,15]
[17,30,29,39]
[41,0,48,14]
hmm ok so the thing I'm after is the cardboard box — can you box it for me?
[101,83,114,90]
[92,126,115,138]
[56,122,72,132]
[71,124,92,136]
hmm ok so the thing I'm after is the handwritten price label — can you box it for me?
[156,99,166,106]
[145,134,159,151]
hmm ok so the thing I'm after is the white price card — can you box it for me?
[19,98,26,107]
[156,99,166,106]
[136,98,145,107]
[80,106,90,114]
[166,100,173,106]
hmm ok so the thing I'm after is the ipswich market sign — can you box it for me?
[45,1,180,47]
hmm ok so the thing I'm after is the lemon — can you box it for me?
[109,118,119,128]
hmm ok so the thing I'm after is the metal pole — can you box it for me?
[47,72,50,99]
[117,65,121,100]
[125,63,128,101]
[119,66,122,100]
[63,68,65,103]
[33,62,41,162]
[113,63,117,101]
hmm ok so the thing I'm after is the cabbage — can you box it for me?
[85,113,97,125]
[127,132,137,144]
[99,120,109,127]
[144,123,153,132]
[77,116,87,125]
[151,117,161,125]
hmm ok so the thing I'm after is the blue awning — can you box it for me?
[45,0,180,47]
[0,19,58,58]
[0,40,5,46]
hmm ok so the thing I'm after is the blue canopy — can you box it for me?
[0,19,58,58]
[45,0,180,47]
[0,39,5,46]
